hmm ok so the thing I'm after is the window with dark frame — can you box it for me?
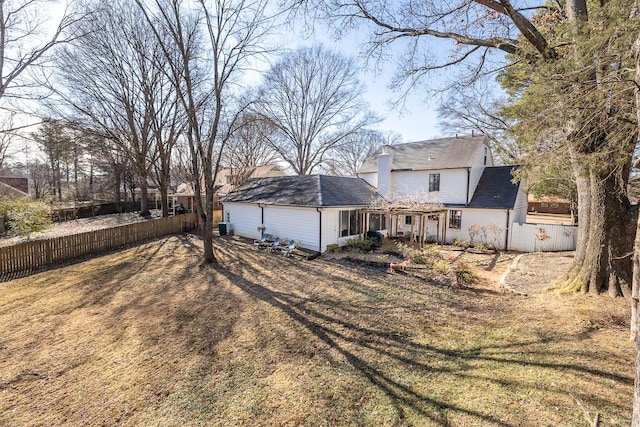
[369,214,387,231]
[405,215,413,225]
[429,173,440,192]
[449,210,462,229]
[340,209,363,237]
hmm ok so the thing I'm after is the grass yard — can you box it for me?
[0,235,633,426]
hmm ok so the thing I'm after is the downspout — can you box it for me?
[258,203,264,224]
[316,207,322,252]
[504,209,510,251]
[466,167,471,205]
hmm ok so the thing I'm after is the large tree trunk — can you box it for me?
[630,30,640,427]
[139,177,150,217]
[202,166,217,264]
[562,163,635,297]
[159,181,169,218]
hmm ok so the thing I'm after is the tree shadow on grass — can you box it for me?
[203,238,632,424]
[212,263,514,426]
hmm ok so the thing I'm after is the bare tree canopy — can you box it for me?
[223,111,278,183]
[136,0,276,263]
[294,0,558,97]
[252,45,378,175]
[52,0,182,216]
[0,0,92,109]
[324,129,400,176]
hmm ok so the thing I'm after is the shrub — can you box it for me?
[344,238,375,253]
[0,196,52,238]
[452,239,471,249]
[454,263,476,286]
[325,244,341,253]
[432,259,450,274]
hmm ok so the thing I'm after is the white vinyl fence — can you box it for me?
[508,222,577,252]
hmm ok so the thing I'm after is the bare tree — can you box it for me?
[136,0,276,263]
[326,129,400,176]
[31,119,72,201]
[0,1,90,105]
[53,1,180,217]
[437,84,521,165]
[252,45,378,175]
[27,160,51,199]
[223,112,278,184]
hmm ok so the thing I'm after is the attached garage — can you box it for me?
[221,175,381,252]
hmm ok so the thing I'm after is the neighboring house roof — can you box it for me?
[222,175,381,207]
[174,164,285,197]
[357,134,489,174]
[466,166,520,209]
[527,194,570,204]
[0,176,28,195]
[0,181,28,197]
[214,164,285,186]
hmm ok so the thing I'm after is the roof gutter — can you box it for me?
[466,168,470,205]
[504,209,510,250]
[316,207,322,252]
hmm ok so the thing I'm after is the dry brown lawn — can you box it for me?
[0,235,633,426]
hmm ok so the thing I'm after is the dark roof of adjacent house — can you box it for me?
[0,181,28,197]
[0,176,28,194]
[222,175,381,207]
[357,134,489,174]
[466,166,520,209]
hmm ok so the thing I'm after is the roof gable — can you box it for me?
[222,175,380,207]
[357,135,488,174]
[467,166,521,209]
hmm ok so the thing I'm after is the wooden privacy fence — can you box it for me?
[508,222,577,252]
[0,213,199,277]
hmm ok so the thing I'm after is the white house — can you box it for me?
[357,135,528,249]
[221,175,381,252]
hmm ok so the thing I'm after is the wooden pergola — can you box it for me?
[364,206,448,247]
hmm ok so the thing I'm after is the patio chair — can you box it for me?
[280,240,296,257]
[253,235,268,249]
[267,237,280,253]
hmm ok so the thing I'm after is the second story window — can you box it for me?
[429,173,440,192]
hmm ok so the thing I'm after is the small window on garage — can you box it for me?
[405,215,413,225]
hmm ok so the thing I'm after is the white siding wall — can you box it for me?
[263,206,320,251]
[358,172,377,188]
[511,185,528,224]
[223,202,262,239]
[390,169,468,204]
[468,145,492,200]
[445,208,509,249]
[321,209,339,252]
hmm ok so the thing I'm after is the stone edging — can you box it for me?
[498,254,529,296]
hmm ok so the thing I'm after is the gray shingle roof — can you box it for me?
[221,175,381,207]
[467,166,520,209]
[357,134,489,174]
